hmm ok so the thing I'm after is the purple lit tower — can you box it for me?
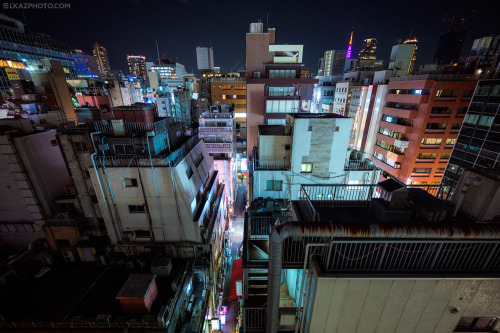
[346,28,354,59]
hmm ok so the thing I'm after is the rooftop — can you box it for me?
[116,274,156,299]
[288,113,347,119]
[258,125,289,136]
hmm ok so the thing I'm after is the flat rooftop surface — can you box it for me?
[0,261,182,322]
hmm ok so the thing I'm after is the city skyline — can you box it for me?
[3,0,497,73]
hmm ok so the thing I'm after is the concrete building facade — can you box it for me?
[371,75,477,185]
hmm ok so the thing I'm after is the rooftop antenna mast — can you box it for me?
[267,12,269,30]
[408,26,413,40]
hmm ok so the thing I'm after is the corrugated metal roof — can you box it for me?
[116,274,156,299]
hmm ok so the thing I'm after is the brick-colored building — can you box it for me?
[371,75,477,185]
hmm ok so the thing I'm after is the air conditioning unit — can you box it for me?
[254,72,261,79]
[61,250,75,262]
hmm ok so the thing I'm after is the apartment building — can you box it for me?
[442,79,500,194]
[199,105,237,212]
[250,113,380,201]
[371,74,478,185]
[242,170,500,333]
[245,22,317,159]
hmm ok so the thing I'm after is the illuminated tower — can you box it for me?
[346,28,354,59]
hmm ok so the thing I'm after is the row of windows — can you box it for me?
[268,87,295,96]
[266,100,300,113]
[416,152,450,159]
[389,89,428,95]
[379,127,403,140]
[421,138,456,145]
[464,113,495,127]
[474,83,500,96]
[426,122,461,130]
[468,102,499,114]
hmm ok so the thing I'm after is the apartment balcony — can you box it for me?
[200,113,234,119]
[253,159,290,171]
[376,132,396,146]
[413,159,437,167]
[205,142,234,154]
[372,157,401,177]
[382,106,418,119]
[379,120,412,134]
[385,93,429,105]
[373,145,405,163]
[198,126,233,136]
[345,150,378,171]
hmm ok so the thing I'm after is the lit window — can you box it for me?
[301,163,313,173]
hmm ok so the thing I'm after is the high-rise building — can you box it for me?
[442,79,500,194]
[92,42,112,76]
[245,22,317,162]
[0,14,76,96]
[388,38,418,76]
[151,61,186,80]
[196,46,214,72]
[358,38,377,59]
[71,49,100,80]
[370,75,477,186]
[433,28,467,65]
[127,55,147,83]
[318,50,347,77]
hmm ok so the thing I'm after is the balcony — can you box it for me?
[345,150,379,171]
[198,126,233,136]
[380,120,412,134]
[383,106,418,119]
[373,145,405,163]
[253,159,290,171]
[386,93,429,105]
[200,113,234,119]
[205,142,233,154]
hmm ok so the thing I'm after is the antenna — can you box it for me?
[209,35,212,48]
[156,40,160,64]
[267,12,269,30]
[408,27,413,40]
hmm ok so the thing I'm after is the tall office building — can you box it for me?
[127,55,147,82]
[196,46,214,71]
[319,50,347,76]
[358,38,377,59]
[434,28,467,65]
[0,14,76,96]
[442,79,500,194]
[92,42,112,76]
[371,75,477,186]
[71,49,100,80]
[388,38,418,76]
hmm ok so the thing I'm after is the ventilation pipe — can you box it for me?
[266,221,500,333]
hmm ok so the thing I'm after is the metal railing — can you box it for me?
[298,187,319,221]
[0,320,166,329]
[249,215,292,238]
[205,143,232,149]
[198,127,232,132]
[58,118,173,135]
[44,216,86,227]
[244,307,266,332]
[390,73,494,82]
[344,159,377,171]
[95,135,201,168]
[200,113,234,119]
[319,239,500,273]
[301,184,376,208]
[253,159,290,170]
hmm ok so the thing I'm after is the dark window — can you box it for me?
[412,168,432,173]
[50,139,58,146]
[123,178,138,187]
[455,316,498,332]
[426,123,447,130]
[74,141,88,152]
[186,167,193,179]
[266,180,282,191]
[135,230,151,237]
[56,239,71,247]
[84,171,91,178]
[129,205,145,213]
[90,195,98,203]
[114,144,134,155]
[58,202,76,211]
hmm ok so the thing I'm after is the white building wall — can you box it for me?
[364,84,388,157]
[89,141,214,244]
[305,275,500,333]
[333,82,349,115]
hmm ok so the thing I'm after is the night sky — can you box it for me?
[3,0,498,74]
